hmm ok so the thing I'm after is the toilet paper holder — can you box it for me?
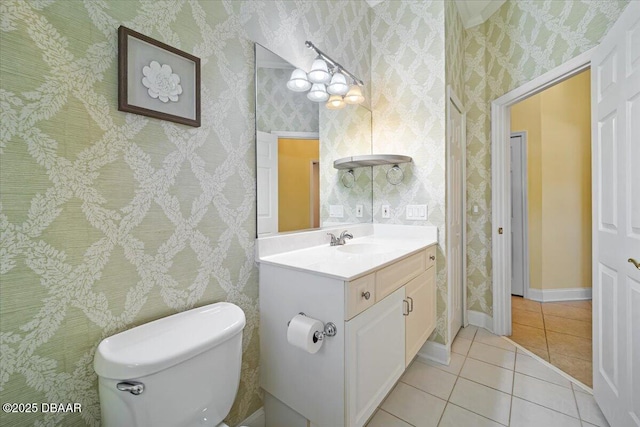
[288,312,337,340]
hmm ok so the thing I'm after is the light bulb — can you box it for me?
[344,84,365,104]
[307,58,331,84]
[307,83,329,102]
[286,68,311,92]
[326,94,345,110]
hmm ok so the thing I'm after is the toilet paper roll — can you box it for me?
[286,314,324,354]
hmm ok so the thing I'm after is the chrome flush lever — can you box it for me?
[117,381,145,395]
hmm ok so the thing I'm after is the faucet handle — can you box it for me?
[327,232,338,246]
[340,230,353,240]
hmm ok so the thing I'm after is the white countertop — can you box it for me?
[257,224,438,281]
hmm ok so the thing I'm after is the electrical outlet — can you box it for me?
[355,204,363,218]
[381,205,390,219]
[329,205,344,218]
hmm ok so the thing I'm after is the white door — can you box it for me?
[257,131,278,236]
[510,133,526,297]
[592,2,640,425]
[447,90,464,338]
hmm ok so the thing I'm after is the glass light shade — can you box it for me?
[307,58,331,84]
[326,94,346,110]
[327,72,349,95]
[286,68,311,92]
[307,83,330,102]
[344,85,365,104]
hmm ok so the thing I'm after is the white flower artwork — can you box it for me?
[142,61,182,103]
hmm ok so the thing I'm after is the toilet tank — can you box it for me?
[94,302,246,427]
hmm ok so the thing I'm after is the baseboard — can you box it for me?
[527,287,592,302]
[416,340,450,365]
[237,407,265,427]
[467,310,493,333]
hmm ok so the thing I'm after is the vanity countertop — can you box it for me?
[257,225,437,281]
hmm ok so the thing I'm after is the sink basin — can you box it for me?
[337,243,391,255]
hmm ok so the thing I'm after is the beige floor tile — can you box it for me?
[544,315,592,339]
[515,352,571,388]
[422,351,465,376]
[365,409,412,427]
[542,303,591,321]
[519,345,550,362]
[449,378,512,425]
[456,325,478,340]
[513,308,544,329]
[381,382,446,427]
[452,336,473,356]
[439,403,505,427]
[513,372,579,417]
[400,360,458,400]
[468,341,516,370]
[574,392,609,427]
[512,296,542,313]
[510,397,581,427]
[572,382,592,395]
[460,357,514,393]
[547,331,592,361]
[475,328,517,352]
[550,354,593,387]
[509,322,548,350]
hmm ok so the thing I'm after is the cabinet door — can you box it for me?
[346,288,405,427]
[405,268,436,367]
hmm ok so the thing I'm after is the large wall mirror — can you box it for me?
[255,44,373,237]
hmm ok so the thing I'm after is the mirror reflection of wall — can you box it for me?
[255,43,373,237]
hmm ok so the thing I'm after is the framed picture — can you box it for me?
[118,26,201,127]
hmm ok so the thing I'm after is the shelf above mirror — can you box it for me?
[333,154,412,170]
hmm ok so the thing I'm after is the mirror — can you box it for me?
[255,44,372,236]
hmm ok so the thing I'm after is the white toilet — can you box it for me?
[94,302,246,427]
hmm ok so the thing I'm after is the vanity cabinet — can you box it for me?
[259,243,437,427]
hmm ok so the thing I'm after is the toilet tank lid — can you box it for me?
[93,302,246,379]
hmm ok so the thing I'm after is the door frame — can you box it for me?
[446,85,468,343]
[491,48,593,335]
[509,131,530,299]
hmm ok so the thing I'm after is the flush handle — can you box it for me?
[117,381,145,395]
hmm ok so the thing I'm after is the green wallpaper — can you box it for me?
[0,1,370,426]
[463,0,629,314]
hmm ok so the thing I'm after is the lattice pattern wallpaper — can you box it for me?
[463,0,629,315]
[0,1,370,426]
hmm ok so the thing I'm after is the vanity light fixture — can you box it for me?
[286,41,365,107]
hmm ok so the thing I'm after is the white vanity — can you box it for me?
[256,224,438,427]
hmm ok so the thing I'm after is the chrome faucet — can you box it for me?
[327,230,353,246]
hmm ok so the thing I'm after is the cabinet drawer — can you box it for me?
[346,273,376,320]
[425,245,436,270]
[375,251,426,301]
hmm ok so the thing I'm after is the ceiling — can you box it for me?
[364,0,506,29]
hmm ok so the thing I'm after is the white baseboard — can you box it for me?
[527,287,592,302]
[467,310,493,333]
[416,340,450,365]
[238,407,265,427]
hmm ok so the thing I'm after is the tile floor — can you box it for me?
[366,326,608,427]
[509,296,592,386]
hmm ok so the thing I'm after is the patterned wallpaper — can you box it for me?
[370,0,449,343]
[256,67,319,133]
[0,1,370,426]
[463,0,629,315]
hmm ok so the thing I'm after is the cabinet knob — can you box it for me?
[361,291,371,300]
[429,255,436,261]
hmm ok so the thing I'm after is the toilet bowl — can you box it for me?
[94,302,246,427]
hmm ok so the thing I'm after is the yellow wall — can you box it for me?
[278,138,319,232]
[511,69,592,290]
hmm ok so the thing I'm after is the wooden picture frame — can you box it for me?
[118,26,201,127]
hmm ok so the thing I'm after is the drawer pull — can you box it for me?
[429,255,435,261]
[407,296,414,312]
[403,300,410,316]
[361,291,371,300]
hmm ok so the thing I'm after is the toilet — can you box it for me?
[94,302,246,427]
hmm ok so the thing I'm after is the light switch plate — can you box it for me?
[406,204,428,220]
[355,204,363,218]
[381,205,390,219]
[329,205,344,218]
